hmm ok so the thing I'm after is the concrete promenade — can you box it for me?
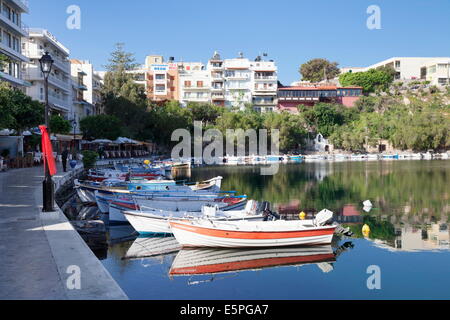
[0,164,128,300]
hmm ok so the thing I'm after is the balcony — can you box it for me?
[253,99,277,106]
[183,96,210,102]
[254,87,277,93]
[0,70,29,87]
[24,69,71,92]
[10,0,29,13]
[48,94,70,112]
[225,74,250,80]
[0,41,29,62]
[0,13,29,36]
[211,86,224,91]
[254,76,277,81]
[211,93,225,100]
[183,85,208,91]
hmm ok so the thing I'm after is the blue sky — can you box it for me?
[25,0,450,84]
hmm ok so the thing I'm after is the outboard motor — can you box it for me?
[314,209,334,226]
[262,202,281,221]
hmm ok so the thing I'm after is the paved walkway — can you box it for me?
[0,164,127,300]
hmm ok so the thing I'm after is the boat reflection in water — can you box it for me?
[169,241,354,279]
[120,234,354,283]
[123,235,181,260]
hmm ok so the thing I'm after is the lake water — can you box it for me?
[98,160,450,300]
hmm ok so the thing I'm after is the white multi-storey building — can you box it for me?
[223,53,252,110]
[70,60,91,133]
[341,57,450,85]
[69,59,103,115]
[0,0,29,89]
[208,51,226,107]
[179,62,210,106]
[250,57,278,113]
[23,28,72,117]
[421,60,450,86]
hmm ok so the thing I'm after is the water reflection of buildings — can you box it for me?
[373,223,450,252]
[277,203,364,225]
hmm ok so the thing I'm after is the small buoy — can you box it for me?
[144,160,151,165]
[363,200,373,208]
[362,224,371,236]
[299,211,306,220]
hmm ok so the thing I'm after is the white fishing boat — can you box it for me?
[109,195,248,224]
[169,245,335,276]
[123,200,264,235]
[170,209,336,248]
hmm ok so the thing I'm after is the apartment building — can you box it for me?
[421,60,450,86]
[251,57,278,113]
[136,52,279,111]
[70,60,92,133]
[69,59,103,115]
[23,28,72,117]
[0,0,29,89]
[145,55,179,102]
[208,51,225,106]
[342,57,450,85]
[179,62,210,106]
[223,54,252,110]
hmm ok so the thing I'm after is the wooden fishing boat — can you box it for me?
[123,200,264,235]
[109,195,248,224]
[170,209,336,248]
[76,176,224,204]
[169,245,335,276]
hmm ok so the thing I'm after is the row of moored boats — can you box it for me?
[75,162,347,248]
[219,152,449,164]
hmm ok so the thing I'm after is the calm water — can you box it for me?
[99,160,450,300]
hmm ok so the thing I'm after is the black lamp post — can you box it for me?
[39,52,55,212]
[71,116,77,157]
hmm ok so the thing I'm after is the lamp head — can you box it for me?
[39,52,54,78]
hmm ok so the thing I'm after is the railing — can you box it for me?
[24,70,71,91]
[254,76,277,80]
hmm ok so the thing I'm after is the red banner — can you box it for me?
[39,125,57,176]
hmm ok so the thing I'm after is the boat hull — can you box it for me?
[124,212,264,235]
[170,221,336,248]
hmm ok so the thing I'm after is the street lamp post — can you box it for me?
[71,116,77,156]
[39,52,55,212]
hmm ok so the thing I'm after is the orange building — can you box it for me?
[145,55,179,102]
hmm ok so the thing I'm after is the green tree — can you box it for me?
[0,54,9,72]
[187,102,223,124]
[102,43,146,105]
[49,115,71,134]
[80,115,122,141]
[299,58,340,83]
[0,82,44,133]
[339,67,395,94]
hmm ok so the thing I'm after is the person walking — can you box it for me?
[61,148,69,172]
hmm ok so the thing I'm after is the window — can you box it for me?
[395,60,401,68]
[155,74,165,80]
[184,81,191,87]
[2,5,11,20]
[197,81,203,88]
[3,31,11,48]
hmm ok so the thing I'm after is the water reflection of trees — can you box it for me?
[191,161,450,220]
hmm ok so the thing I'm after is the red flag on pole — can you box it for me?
[39,125,57,176]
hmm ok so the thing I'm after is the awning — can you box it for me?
[54,134,83,142]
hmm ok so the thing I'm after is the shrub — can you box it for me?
[81,150,98,169]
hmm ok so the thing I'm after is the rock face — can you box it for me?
[70,220,107,252]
